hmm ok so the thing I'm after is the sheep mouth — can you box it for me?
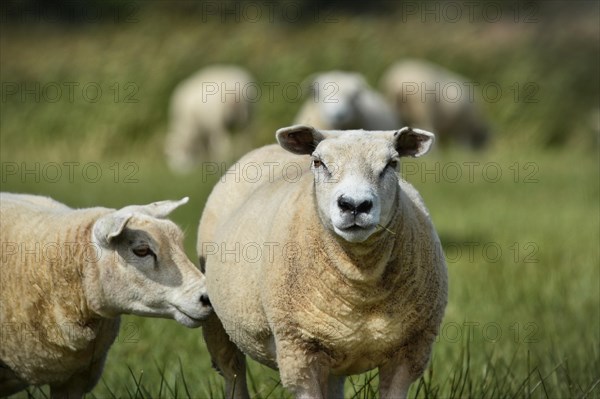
[338,223,376,232]
[173,306,210,328]
[334,223,378,243]
[341,224,365,232]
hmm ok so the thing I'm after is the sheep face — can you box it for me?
[91,198,211,327]
[311,72,366,129]
[277,125,434,243]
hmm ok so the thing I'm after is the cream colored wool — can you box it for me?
[165,64,256,173]
[198,125,447,399]
[380,59,490,149]
[0,194,211,398]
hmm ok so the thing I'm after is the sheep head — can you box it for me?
[306,71,368,129]
[277,125,434,243]
[90,198,211,327]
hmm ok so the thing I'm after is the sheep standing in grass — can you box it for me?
[197,125,447,399]
[0,194,212,398]
[165,64,257,173]
[380,59,491,149]
[294,71,400,130]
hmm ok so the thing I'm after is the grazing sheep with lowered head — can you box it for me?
[0,194,212,398]
[294,71,400,131]
[165,64,257,173]
[380,59,491,149]
[197,125,447,399]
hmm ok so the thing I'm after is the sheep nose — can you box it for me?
[200,293,211,307]
[337,196,373,216]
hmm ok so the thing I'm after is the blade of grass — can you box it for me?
[100,376,118,399]
[581,378,600,399]
[127,366,143,399]
[178,357,192,399]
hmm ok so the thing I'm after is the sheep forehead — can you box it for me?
[126,215,185,251]
[316,132,396,172]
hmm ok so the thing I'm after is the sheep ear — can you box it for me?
[393,127,435,157]
[93,212,133,247]
[276,125,326,155]
[139,197,189,219]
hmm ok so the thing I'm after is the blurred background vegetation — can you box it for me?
[1,0,599,398]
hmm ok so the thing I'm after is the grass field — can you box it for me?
[1,1,599,398]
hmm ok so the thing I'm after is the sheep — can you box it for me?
[294,71,400,131]
[165,64,257,173]
[380,59,491,149]
[0,194,212,398]
[197,124,448,399]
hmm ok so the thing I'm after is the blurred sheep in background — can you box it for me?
[380,59,491,150]
[294,70,400,130]
[165,64,257,173]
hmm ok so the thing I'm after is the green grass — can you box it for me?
[1,2,599,398]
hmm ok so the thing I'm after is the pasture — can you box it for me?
[1,2,598,398]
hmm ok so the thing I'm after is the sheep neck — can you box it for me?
[309,188,403,288]
[36,209,115,351]
[79,211,124,322]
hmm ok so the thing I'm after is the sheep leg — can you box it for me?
[202,314,249,399]
[49,353,107,399]
[275,338,329,399]
[378,362,413,399]
[0,364,28,397]
[50,372,89,399]
[379,333,435,399]
[327,374,345,398]
[214,128,233,163]
[50,383,85,399]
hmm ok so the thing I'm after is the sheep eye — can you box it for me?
[381,159,399,178]
[312,159,323,168]
[132,245,154,258]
